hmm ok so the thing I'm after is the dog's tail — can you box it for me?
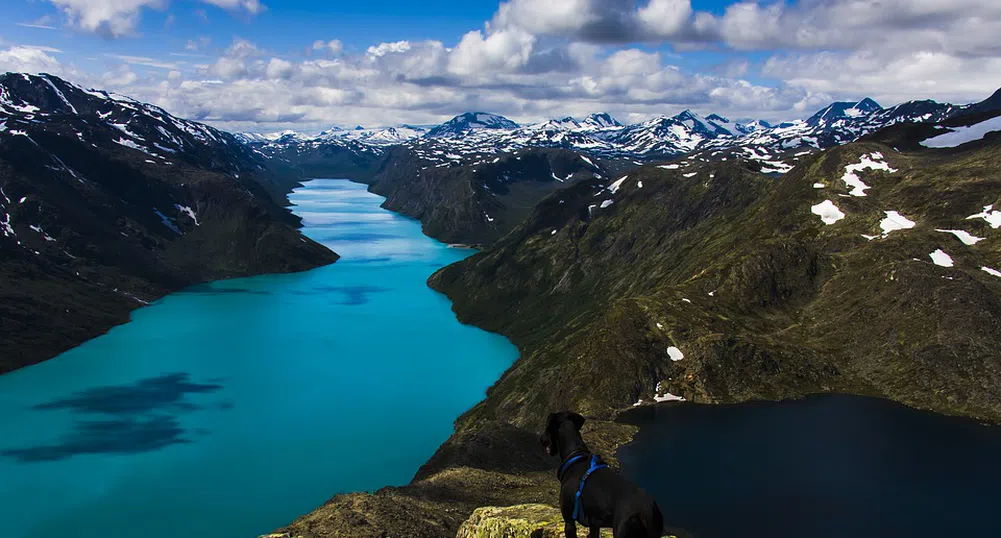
[651,503,665,538]
[617,503,664,538]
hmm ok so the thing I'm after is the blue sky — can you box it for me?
[2,0,999,132]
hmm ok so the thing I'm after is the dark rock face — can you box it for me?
[0,74,337,373]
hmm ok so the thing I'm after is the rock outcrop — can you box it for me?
[456,504,612,538]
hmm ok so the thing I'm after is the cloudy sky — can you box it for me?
[2,0,999,133]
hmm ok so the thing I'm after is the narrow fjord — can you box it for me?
[0,179,518,538]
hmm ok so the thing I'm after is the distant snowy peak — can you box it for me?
[426,112,519,138]
[606,109,743,156]
[582,113,623,129]
[239,92,973,166]
[235,130,306,144]
[736,119,773,133]
[807,98,882,126]
[318,125,427,146]
[526,117,582,132]
[672,110,717,135]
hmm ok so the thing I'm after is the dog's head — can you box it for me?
[540,411,585,457]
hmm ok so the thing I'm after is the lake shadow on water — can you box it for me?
[290,285,392,306]
[2,373,227,463]
[178,285,272,297]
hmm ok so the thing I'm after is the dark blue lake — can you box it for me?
[0,179,519,538]
[618,395,1001,538]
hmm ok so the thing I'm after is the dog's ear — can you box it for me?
[568,412,585,431]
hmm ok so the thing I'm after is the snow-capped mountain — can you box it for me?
[236,93,978,175]
[234,130,310,144]
[317,125,428,147]
[525,117,583,132]
[709,97,961,163]
[425,112,519,138]
[806,98,883,126]
[582,113,622,130]
[608,110,742,155]
[0,72,267,177]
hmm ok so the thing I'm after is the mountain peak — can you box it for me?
[426,112,518,138]
[855,97,882,111]
[674,109,703,120]
[807,98,883,126]
[583,112,622,128]
[671,109,722,135]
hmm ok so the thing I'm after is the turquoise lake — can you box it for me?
[0,179,519,538]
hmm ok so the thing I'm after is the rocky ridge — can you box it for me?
[0,73,337,372]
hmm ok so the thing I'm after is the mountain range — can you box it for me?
[242,94,961,165]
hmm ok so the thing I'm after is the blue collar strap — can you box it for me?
[557,453,586,481]
[572,455,608,525]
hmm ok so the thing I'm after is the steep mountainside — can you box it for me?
[270,102,1001,538]
[0,74,337,372]
[367,146,610,245]
[429,117,1001,427]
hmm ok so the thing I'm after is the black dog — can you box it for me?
[541,411,664,538]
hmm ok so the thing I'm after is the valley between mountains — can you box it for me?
[3,73,1001,537]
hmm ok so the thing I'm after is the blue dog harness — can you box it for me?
[558,453,609,525]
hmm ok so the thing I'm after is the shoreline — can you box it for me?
[0,255,338,377]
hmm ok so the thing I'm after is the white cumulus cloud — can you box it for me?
[0,46,65,75]
[43,0,266,38]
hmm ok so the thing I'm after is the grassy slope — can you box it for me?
[430,133,1001,428]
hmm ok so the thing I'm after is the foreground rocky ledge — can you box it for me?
[456,504,613,538]
[265,503,680,538]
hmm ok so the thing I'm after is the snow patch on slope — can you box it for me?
[936,229,983,245]
[967,205,1001,229]
[880,211,916,236]
[812,200,845,225]
[840,152,897,197]
[930,249,954,267]
[921,116,1001,148]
